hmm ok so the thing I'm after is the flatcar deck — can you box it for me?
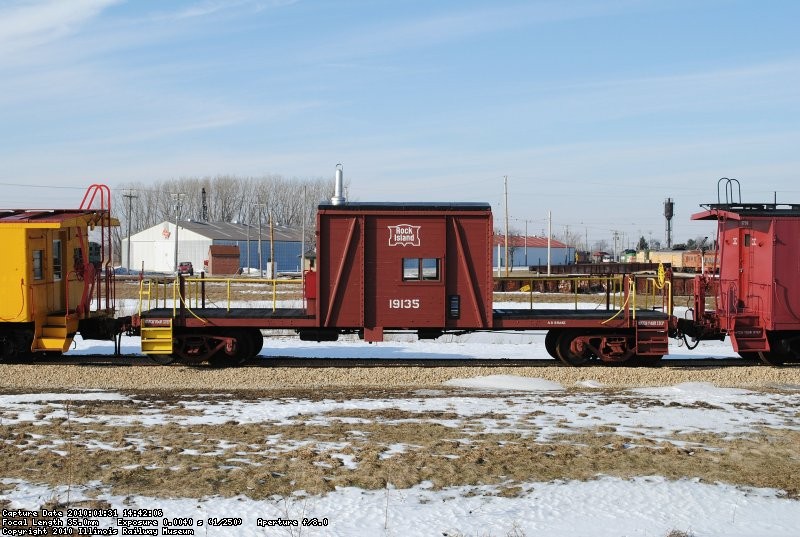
[138,306,668,331]
[140,307,312,319]
[492,307,669,330]
[139,307,317,329]
[493,308,668,320]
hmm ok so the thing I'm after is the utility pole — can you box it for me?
[524,219,528,267]
[171,193,185,273]
[301,186,306,279]
[504,176,509,276]
[257,204,263,278]
[547,211,552,275]
[269,209,275,280]
[122,190,138,271]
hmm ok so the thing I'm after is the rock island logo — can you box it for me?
[388,224,421,247]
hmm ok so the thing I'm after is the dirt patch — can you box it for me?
[1,389,798,501]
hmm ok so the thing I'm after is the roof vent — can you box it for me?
[331,164,346,205]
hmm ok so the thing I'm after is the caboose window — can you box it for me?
[53,240,63,280]
[402,258,420,280]
[421,258,440,280]
[33,250,44,280]
[402,258,440,281]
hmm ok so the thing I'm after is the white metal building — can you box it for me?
[122,220,303,274]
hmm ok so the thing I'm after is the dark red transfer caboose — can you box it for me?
[689,182,800,364]
[311,202,494,342]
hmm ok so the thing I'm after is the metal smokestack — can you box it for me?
[331,164,346,205]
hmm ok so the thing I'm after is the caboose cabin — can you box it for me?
[315,202,494,342]
[692,201,800,363]
[0,209,115,359]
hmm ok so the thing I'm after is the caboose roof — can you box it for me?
[692,203,800,221]
[0,209,113,228]
[318,201,491,211]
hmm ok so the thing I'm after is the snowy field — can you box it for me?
[2,299,799,537]
[2,380,799,537]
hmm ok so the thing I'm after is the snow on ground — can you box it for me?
[1,380,796,440]
[2,380,799,535]
[2,476,799,537]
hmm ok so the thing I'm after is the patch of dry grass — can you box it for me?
[1,391,798,500]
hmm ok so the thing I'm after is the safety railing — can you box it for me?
[513,274,626,310]
[183,276,304,312]
[138,275,305,317]
[637,277,673,319]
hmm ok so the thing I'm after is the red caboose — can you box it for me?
[314,202,493,342]
[692,200,800,364]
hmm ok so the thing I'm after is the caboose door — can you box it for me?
[52,234,66,312]
[365,215,446,335]
[738,227,751,310]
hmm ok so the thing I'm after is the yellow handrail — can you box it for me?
[604,276,634,324]
[138,276,305,315]
[642,277,673,317]
[514,274,625,311]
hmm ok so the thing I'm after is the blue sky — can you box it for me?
[2,0,800,247]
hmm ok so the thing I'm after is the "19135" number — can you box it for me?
[389,298,420,309]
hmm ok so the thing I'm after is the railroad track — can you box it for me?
[26,354,768,368]
[4,355,798,392]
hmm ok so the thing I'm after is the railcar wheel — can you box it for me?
[757,332,800,365]
[630,354,663,367]
[0,335,17,363]
[208,352,235,368]
[757,352,785,366]
[208,330,252,368]
[149,354,175,365]
[555,330,596,366]
[0,332,34,364]
[544,330,561,360]
[247,328,264,358]
[757,340,788,365]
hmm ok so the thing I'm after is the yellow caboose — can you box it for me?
[0,189,120,361]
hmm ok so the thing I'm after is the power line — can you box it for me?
[0,182,86,190]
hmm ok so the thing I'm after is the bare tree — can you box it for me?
[112,175,332,264]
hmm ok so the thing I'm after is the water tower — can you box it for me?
[664,198,674,249]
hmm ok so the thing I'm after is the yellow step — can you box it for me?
[141,340,174,353]
[141,324,173,354]
[42,326,67,338]
[45,314,79,334]
[34,337,70,352]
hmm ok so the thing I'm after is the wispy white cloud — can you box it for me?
[538,59,800,118]
[151,0,298,22]
[307,0,647,61]
[0,0,121,59]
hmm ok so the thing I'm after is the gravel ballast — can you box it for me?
[2,363,799,391]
